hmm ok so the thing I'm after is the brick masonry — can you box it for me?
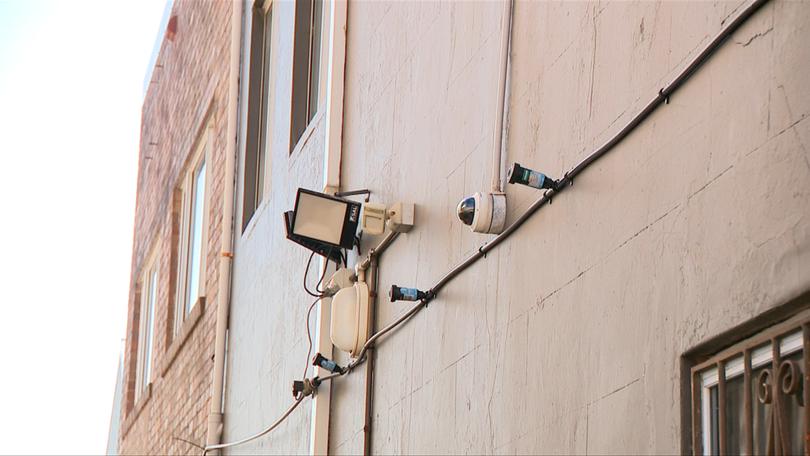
[119,1,232,454]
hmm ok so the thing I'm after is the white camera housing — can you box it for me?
[456,192,506,234]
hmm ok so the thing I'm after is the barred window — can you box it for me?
[691,313,809,455]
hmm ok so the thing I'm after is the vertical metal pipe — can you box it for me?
[206,0,243,451]
[363,255,379,455]
[719,361,727,455]
[745,350,753,456]
[694,370,704,456]
[490,0,513,193]
[802,323,810,456]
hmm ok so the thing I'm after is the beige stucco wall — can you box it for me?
[223,0,322,453]
[224,1,810,454]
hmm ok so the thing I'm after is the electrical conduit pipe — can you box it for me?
[491,0,514,194]
[205,0,242,452]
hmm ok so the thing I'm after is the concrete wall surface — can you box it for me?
[224,1,810,454]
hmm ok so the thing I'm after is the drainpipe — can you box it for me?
[491,0,514,193]
[311,1,348,455]
[206,0,243,452]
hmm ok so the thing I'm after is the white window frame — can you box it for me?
[135,250,159,403]
[175,123,211,335]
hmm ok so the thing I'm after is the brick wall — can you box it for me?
[119,1,233,454]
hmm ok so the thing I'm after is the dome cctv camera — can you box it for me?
[456,192,506,234]
[457,195,478,226]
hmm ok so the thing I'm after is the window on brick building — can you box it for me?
[175,128,209,334]
[689,309,810,455]
[135,253,158,402]
[289,0,323,153]
[242,1,274,231]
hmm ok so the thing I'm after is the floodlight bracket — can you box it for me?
[334,189,371,202]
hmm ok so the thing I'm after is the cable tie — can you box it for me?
[221,251,234,258]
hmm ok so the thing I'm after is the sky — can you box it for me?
[0,0,167,453]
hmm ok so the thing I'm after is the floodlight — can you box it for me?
[287,188,361,255]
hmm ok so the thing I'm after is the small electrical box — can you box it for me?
[388,202,414,233]
[361,203,387,235]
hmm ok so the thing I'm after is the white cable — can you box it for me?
[204,396,305,454]
[302,297,321,380]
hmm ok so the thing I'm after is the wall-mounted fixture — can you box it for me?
[507,163,557,190]
[312,353,345,374]
[284,188,361,262]
[330,279,370,357]
[456,192,506,234]
[321,266,372,357]
[389,285,429,302]
[286,189,416,358]
[361,202,415,235]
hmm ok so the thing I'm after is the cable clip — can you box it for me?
[421,290,436,308]
[659,88,670,104]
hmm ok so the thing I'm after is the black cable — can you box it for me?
[315,248,332,294]
[302,250,320,297]
[303,248,337,298]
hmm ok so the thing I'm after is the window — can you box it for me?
[289,0,323,153]
[135,254,158,402]
[175,129,209,333]
[243,2,274,230]
[690,311,810,455]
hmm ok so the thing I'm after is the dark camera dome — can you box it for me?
[457,196,476,226]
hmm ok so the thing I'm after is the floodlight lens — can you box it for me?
[293,192,347,245]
